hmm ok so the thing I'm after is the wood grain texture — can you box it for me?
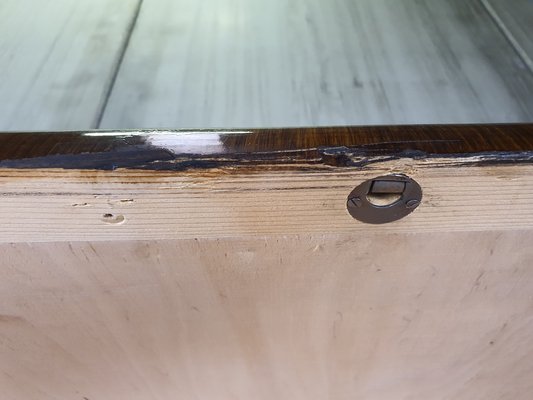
[1,162,533,242]
[2,232,533,399]
[100,0,533,129]
[483,0,533,72]
[0,0,139,131]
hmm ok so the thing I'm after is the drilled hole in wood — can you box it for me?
[102,213,125,225]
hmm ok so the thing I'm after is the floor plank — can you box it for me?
[483,0,533,73]
[100,0,533,129]
[0,0,140,131]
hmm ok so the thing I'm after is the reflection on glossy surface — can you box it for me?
[85,130,253,154]
[146,132,243,155]
[83,130,252,137]
[0,124,532,170]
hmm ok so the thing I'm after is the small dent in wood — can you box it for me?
[102,213,126,225]
[72,202,90,207]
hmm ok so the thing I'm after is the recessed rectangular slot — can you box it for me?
[367,180,405,206]
[369,180,406,194]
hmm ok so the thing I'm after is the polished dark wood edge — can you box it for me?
[0,124,532,170]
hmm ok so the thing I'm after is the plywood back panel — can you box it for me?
[1,232,533,399]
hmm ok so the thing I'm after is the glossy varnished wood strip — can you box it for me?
[2,231,533,399]
[1,162,532,242]
[100,0,533,129]
[0,124,532,170]
[0,0,140,131]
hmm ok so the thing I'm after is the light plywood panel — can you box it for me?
[0,0,140,130]
[101,0,533,129]
[483,0,533,73]
[1,231,533,399]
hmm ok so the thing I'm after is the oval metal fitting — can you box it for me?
[347,174,422,224]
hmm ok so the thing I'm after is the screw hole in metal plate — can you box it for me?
[346,174,422,224]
